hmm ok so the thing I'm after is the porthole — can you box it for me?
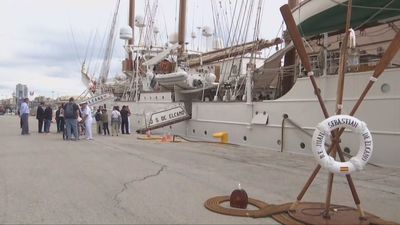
[243,136,247,141]
[300,142,306,149]
[344,147,351,154]
[255,111,259,115]
[193,129,196,133]
[277,140,281,145]
[381,83,390,93]
[204,130,208,135]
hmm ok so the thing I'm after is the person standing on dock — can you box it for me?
[59,103,65,133]
[43,104,53,133]
[36,102,45,133]
[55,106,61,133]
[111,106,121,136]
[56,104,65,133]
[116,106,121,132]
[81,102,93,140]
[101,109,110,135]
[95,108,102,135]
[126,105,131,134]
[63,97,79,141]
[120,105,129,134]
[20,98,30,135]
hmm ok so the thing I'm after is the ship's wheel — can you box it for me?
[279,2,400,225]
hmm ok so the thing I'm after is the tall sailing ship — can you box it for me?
[85,0,400,169]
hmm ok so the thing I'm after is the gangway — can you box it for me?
[136,105,191,133]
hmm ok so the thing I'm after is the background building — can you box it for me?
[16,83,28,100]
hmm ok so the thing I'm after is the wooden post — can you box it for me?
[336,0,352,115]
[336,146,365,218]
[324,0,353,217]
[282,0,299,96]
[280,4,330,118]
[350,30,400,115]
[281,5,331,211]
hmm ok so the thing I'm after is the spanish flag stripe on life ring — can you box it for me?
[340,167,349,173]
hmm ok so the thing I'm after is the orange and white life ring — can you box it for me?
[311,115,373,175]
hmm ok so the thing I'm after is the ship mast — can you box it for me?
[120,0,137,101]
[281,0,299,96]
[178,0,187,57]
[128,0,135,62]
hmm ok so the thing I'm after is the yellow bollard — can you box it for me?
[213,132,229,144]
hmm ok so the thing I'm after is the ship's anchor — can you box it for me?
[205,1,400,224]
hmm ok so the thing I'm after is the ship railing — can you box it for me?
[302,49,399,77]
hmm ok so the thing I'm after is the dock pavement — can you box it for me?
[0,115,399,224]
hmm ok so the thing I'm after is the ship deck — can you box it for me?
[0,115,399,224]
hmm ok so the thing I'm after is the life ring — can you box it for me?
[311,115,373,175]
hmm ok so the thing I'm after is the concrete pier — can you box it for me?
[0,115,399,224]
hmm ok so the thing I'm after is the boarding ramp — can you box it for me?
[77,93,116,108]
[136,105,191,134]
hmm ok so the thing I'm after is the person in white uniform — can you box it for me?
[81,102,93,140]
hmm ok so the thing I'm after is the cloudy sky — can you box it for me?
[0,0,286,99]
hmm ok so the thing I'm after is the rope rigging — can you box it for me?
[67,23,83,67]
[98,0,121,90]
[211,0,266,100]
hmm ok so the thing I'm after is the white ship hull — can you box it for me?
[124,68,400,168]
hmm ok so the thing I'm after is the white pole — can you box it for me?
[323,33,328,76]
[245,66,252,104]
[134,49,140,102]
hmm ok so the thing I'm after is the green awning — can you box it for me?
[298,0,400,37]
